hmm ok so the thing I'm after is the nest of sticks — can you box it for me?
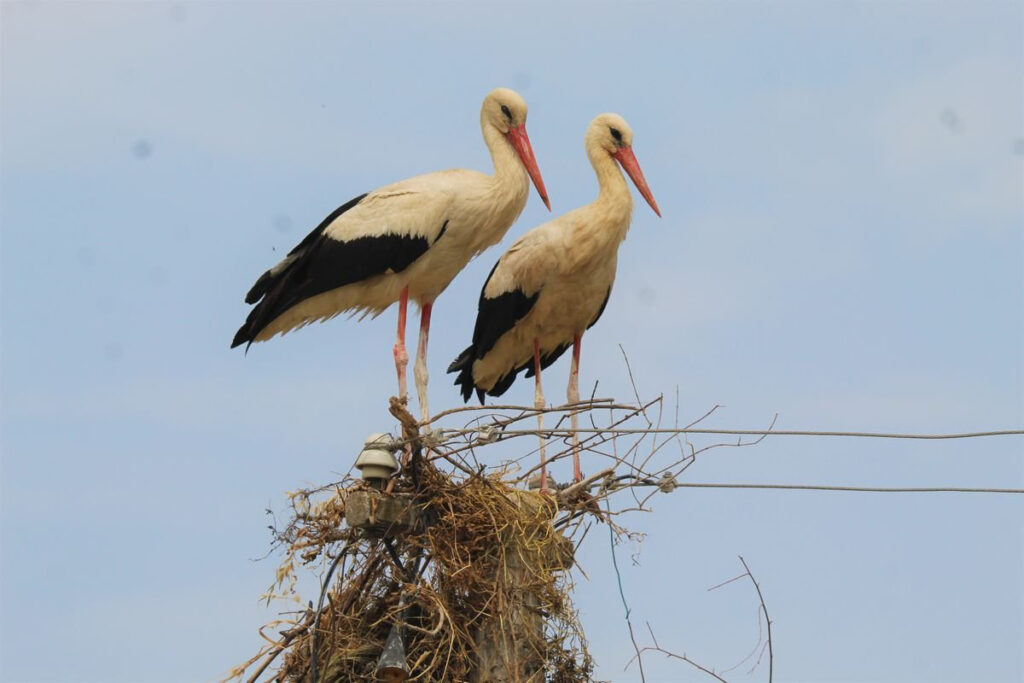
[229,387,739,682]
[229,399,592,683]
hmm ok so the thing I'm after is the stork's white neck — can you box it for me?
[453,120,530,257]
[482,123,528,188]
[588,144,633,225]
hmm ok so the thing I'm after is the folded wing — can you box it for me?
[232,185,453,349]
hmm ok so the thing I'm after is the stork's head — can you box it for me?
[483,88,550,211]
[587,113,661,217]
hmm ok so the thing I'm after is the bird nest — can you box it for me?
[228,402,592,682]
[228,388,734,682]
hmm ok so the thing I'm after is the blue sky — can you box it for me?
[1,1,1021,681]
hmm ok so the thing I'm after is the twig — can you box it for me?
[244,610,314,683]
[706,572,749,592]
[637,622,727,683]
[556,467,615,503]
[738,556,772,683]
[422,398,619,425]
[618,345,650,427]
[720,605,764,676]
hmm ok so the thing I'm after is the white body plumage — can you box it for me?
[469,192,630,390]
[450,112,660,401]
[254,165,530,341]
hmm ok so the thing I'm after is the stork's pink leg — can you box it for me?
[393,286,410,401]
[533,338,549,495]
[413,301,433,424]
[568,333,582,482]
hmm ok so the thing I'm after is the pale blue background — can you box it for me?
[2,2,1022,681]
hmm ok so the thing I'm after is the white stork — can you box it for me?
[232,88,549,422]
[448,113,660,491]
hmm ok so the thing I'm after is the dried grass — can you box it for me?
[229,444,590,682]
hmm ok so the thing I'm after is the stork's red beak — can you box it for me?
[613,146,661,217]
[505,124,551,211]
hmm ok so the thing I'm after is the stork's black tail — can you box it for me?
[447,346,485,404]
[448,347,528,405]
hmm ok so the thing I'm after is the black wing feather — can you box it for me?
[232,193,436,349]
[244,194,367,305]
[588,286,612,330]
[447,259,540,403]
[449,277,613,402]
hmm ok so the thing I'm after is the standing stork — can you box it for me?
[232,88,549,423]
[447,113,660,491]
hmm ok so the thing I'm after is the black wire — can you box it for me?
[309,542,352,683]
[384,538,417,583]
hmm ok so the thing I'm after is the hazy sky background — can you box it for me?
[2,1,1022,681]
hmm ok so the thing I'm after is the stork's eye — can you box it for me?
[610,127,623,142]
[500,104,513,122]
